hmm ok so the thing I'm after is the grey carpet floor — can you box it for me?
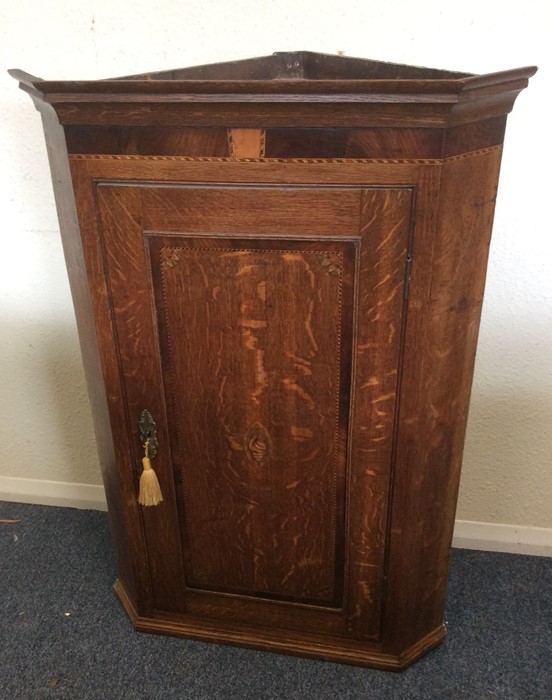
[0,501,550,700]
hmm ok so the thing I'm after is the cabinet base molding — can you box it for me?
[114,580,446,671]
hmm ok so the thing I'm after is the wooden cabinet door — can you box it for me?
[96,182,412,643]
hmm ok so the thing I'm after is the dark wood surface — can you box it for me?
[9,52,535,129]
[11,52,535,669]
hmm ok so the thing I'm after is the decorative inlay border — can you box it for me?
[69,145,501,166]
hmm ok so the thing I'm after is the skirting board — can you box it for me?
[0,476,550,556]
[452,520,551,557]
[0,476,107,512]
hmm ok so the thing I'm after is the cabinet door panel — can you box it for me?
[96,183,411,641]
[150,237,354,606]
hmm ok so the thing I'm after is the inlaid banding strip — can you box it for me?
[69,145,501,166]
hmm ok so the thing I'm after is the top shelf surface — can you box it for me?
[114,51,473,82]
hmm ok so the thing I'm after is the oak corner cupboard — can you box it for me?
[11,51,536,670]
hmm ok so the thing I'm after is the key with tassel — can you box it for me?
[137,409,163,507]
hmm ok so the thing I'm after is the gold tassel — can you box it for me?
[138,442,163,507]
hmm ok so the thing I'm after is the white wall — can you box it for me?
[1,1,550,532]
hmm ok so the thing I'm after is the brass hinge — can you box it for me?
[404,251,413,301]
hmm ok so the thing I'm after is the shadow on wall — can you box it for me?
[459,389,552,528]
[0,317,99,485]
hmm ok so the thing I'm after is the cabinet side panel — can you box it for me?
[37,107,145,606]
[384,149,503,652]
